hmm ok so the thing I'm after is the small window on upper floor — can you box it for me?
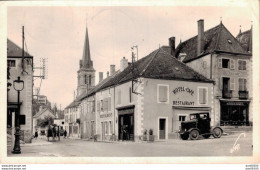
[7,60,16,67]
[222,59,230,68]
[157,85,169,103]
[238,60,247,70]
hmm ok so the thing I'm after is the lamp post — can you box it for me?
[12,76,24,154]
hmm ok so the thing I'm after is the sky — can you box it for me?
[7,4,255,109]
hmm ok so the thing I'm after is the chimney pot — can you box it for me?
[110,65,116,76]
[169,37,176,57]
[99,72,103,82]
[120,57,128,71]
[197,19,204,56]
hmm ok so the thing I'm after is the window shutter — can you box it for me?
[108,97,111,111]
[218,58,222,68]
[244,79,247,91]
[203,88,207,104]
[159,86,167,102]
[219,77,223,90]
[238,60,242,70]
[199,88,203,104]
[97,101,100,112]
[230,59,235,69]
[118,90,121,105]
[244,61,247,70]
[230,78,235,90]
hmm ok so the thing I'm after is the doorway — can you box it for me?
[118,114,134,141]
[159,118,166,140]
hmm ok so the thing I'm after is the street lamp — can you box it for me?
[12,76,24,154]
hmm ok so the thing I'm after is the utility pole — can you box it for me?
[22,26,25,73]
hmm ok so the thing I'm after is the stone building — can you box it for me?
[7,39,34,143]
[65,23,95,139]
[174,20,252,127]
[79,46,214,141]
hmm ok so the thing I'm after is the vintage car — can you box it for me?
[178,112,223,140]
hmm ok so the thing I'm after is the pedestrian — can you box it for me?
[34,130,38,140]
[64,130,67,139]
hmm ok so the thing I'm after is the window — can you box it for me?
[97,101,100,112]
[198,87,208,105]
[238,60,246,70]
[89,75,92,85]
[239,78,247,91]
[105,122,108,134]
[108,97,111,111]
[158,85,169,103]
[100,100,104,112]
[7,60,16,67]
[84,75,87,84]
[103,98,108,112]
[222,59,230,68]
[129,87,132,103]
[109,121,112,134]
[117,90,121,105]
[179,116,186,121]
[92,101,95,112]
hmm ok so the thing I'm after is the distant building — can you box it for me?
[7,39,34,143]
[174,20,252,127]
[64,101,80,138]
[32,107,55,133]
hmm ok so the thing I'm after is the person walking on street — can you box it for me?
[34,130,38,140]
[64,130,67,139]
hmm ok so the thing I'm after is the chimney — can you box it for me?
[168,37,175,56]
[110,65,115,76]
[99,72,103,82]
[107,71,109,77]
[197,19,204,56]
[120,57,128,71]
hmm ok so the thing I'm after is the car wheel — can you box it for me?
[203,134,211,139]
[180,134,189,140]
[189,130,199,140]
[212,128,222,138]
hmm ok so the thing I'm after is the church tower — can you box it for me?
[77,24,95,97]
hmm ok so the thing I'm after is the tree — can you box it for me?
[37,115,54,128]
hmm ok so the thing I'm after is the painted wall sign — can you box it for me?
[172,87,194,96]
[173,101,195,106]
[118,109,134,115]
[100,113,112,118]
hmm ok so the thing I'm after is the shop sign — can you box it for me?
[100,113,112,118]
[172,87,194,96]
[173,101,195,106]
[118,109,134,115]
[224,102,247,106]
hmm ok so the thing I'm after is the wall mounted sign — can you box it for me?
[118,109,134,115]
[100,113,112,118]
[173,101,195,106]
[172,87,194,96]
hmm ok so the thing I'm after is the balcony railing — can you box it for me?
[239,91,248,99]
[222,90,232,99]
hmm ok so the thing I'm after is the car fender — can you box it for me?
[187,128,201,134]
[210,126,223,133]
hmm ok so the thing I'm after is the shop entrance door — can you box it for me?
[118,114,134,141]
[159,118,166,140]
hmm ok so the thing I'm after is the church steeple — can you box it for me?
[77,23,96,97]
[81,25,93,69]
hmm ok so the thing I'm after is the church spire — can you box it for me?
[82,24,93,69]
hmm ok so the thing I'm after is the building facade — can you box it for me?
[7,39,34,143]
[64,102,80,138]
[175,20,252,127]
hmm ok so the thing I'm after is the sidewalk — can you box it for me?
[21,137,53,147]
